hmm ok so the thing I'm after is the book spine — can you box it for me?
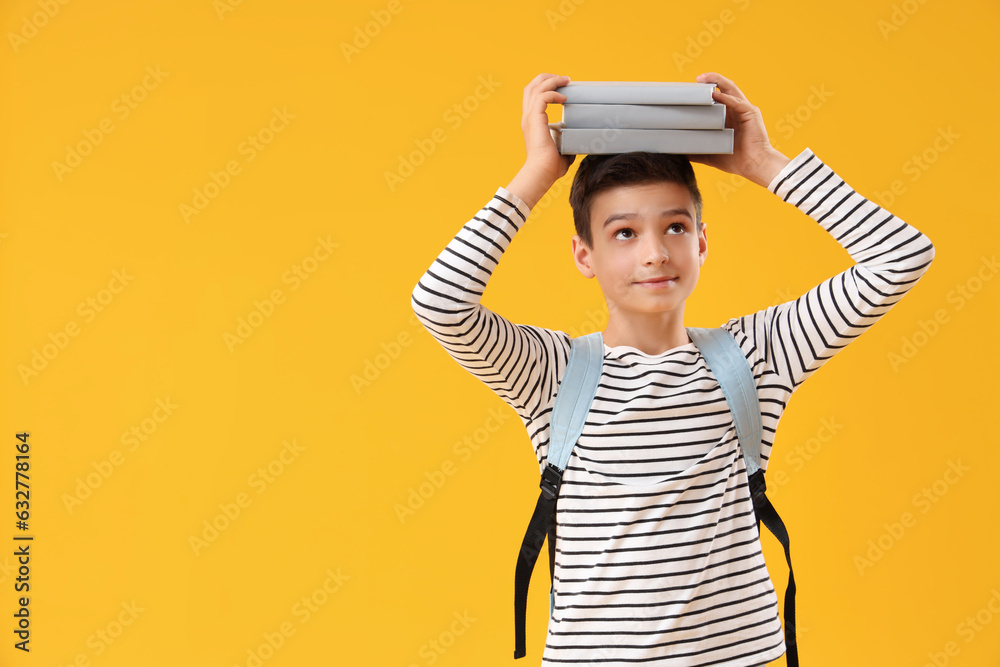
[555,84,716,105]
[557,128,734,155]
[562,103,727,130]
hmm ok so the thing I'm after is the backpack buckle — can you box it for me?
[540,464,563,500]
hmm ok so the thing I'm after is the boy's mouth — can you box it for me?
[634,276,677,286]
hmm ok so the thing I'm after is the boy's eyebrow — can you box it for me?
[603,209,693,228]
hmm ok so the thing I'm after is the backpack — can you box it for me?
[513,326,799,666]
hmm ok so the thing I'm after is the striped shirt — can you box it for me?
[410,147,935,666]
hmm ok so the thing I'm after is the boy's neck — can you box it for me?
[602,311,692,355]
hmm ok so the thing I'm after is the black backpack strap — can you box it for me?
[749,469,798,667]
[692,327,799,665]
[514,333,604,660]
[514,464,562,659]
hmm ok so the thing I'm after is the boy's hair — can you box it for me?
[569,152,704,249]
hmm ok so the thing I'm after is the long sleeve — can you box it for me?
[412,149,937,444]
[410,188,571,422]
[727,147,936,431]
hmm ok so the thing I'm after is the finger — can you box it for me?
[526,89,569,112]
[697,72,747,103]
[528,72,559,89]
[524,73,554,106]
[524,86,569,120]
[523,74,570,110]
[526,73,567,91]
[524,92,568,128]
[539,89,568,103]
[535,74,571,95]
[695,72,742,97]
[711,89,756,113]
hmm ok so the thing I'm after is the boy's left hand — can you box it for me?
[686,72,790,188]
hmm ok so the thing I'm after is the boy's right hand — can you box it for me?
[519,73,576,186]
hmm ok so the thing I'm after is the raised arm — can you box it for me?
[730,148,935,394]
[688,72,934,393]
[410,74,579,421]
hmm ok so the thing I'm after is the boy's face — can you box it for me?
[571,181,707,320]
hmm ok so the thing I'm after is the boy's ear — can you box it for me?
[571,234,596,279]
[699,222,708,267]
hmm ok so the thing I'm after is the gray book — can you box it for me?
[562,103,727,130]
[554,81,717,105]
[549,123,734,155]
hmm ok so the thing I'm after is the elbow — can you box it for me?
[410,280,426,319]
[410,285,433,338]
[920,229,936,261]
[410,277,442,331]
[901,229,936,280]
[918,234,936,273]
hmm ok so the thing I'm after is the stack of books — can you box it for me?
[548,81,733,155]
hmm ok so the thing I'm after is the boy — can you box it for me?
[410,72,935,666]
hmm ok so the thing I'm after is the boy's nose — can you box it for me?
[641,239,669,264]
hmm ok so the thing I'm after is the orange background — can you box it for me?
[1,0,998,665]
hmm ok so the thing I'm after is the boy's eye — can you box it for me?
[613,223,686,240]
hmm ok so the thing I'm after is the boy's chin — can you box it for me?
[608,299,686,315]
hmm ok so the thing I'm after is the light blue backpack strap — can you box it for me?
[686,327,762,476]
[547,331,604,472]
[546,330,604,621]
